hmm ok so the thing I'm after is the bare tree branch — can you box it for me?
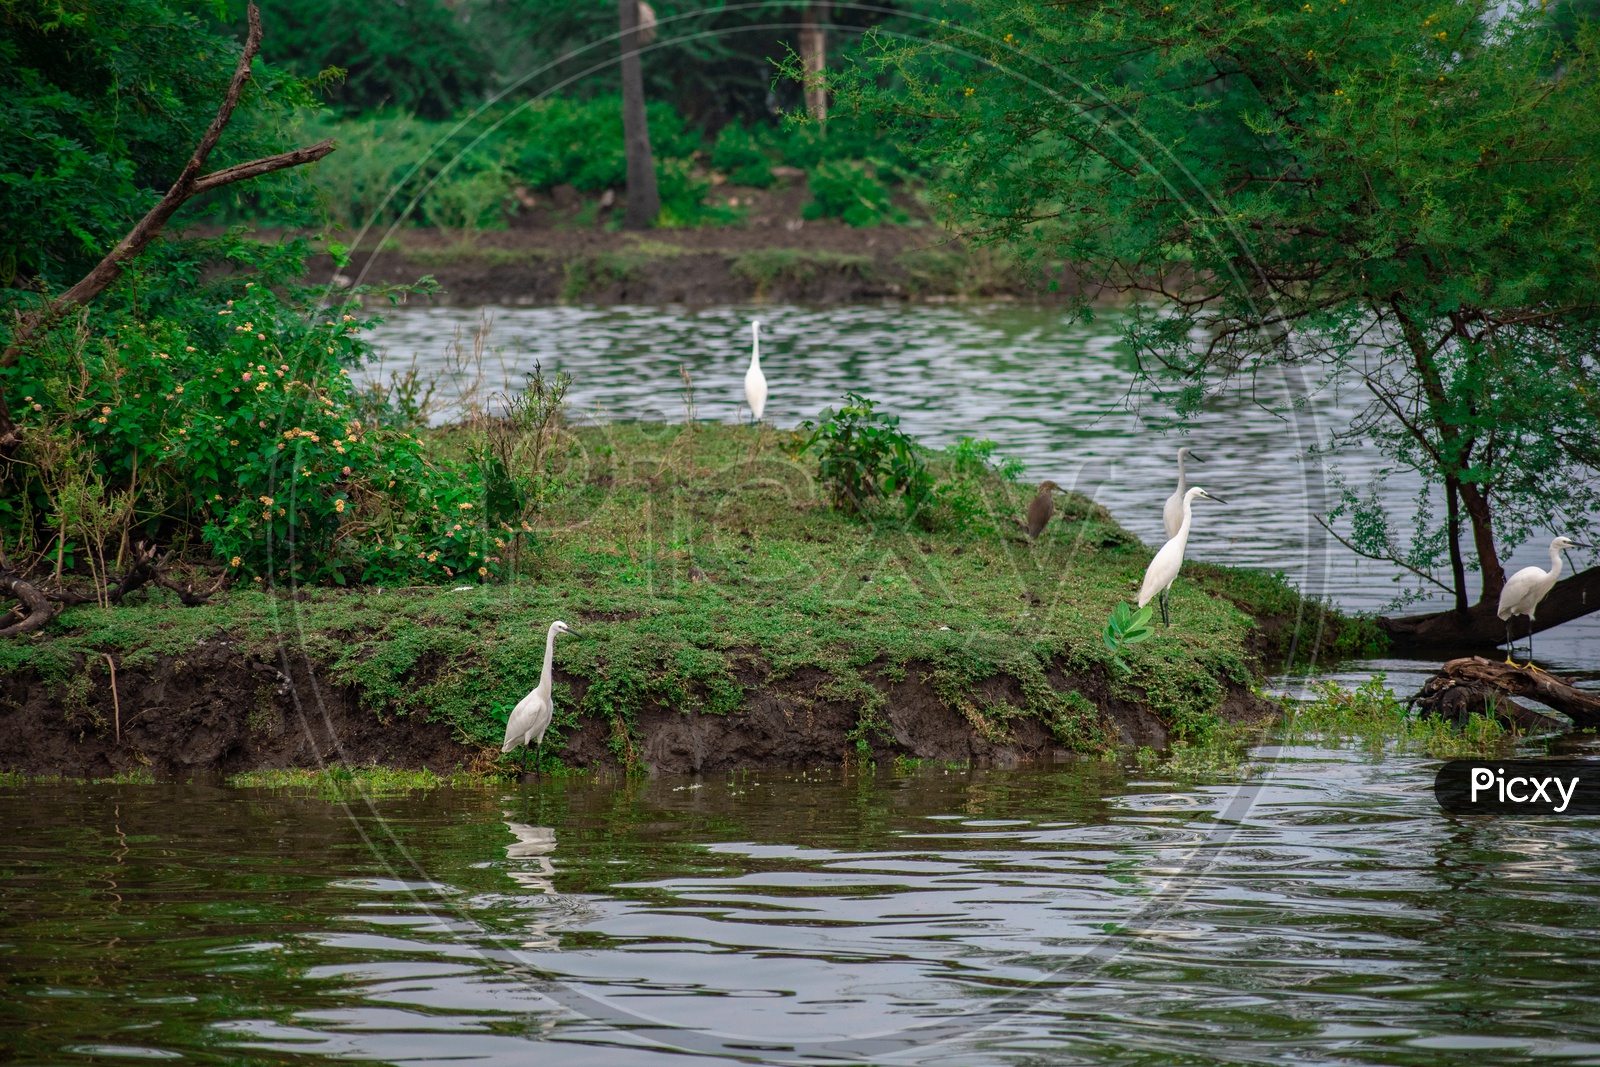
[1313,514,1456,595]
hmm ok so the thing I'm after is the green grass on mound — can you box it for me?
[6,424,1344,771]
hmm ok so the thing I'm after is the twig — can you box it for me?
[104,653,121,743]
[1313,514,1455,595]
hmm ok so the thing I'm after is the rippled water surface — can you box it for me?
[9,757,1600,1066]
[363,302,1599,682]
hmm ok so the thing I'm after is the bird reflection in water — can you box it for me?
[504,818,559,949]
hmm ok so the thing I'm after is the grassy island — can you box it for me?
[0,422,1373,779]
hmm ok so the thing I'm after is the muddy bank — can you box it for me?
[0,637,1277,780]
[218,225,1111,305]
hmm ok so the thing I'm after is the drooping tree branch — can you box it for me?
[0,1,336,448]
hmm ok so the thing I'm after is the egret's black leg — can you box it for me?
[534,740,543,777]
[1159,589,1170,627]
[1505,620,1515,664]
[520,745,528,775]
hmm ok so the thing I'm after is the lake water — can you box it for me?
[11,753,1600,1066]
[364,303,1600,688]
[11,303,1600,1067]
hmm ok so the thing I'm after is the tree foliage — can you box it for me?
[0,0,312,294]
[837,0,1600,609]
[253,0,489,119]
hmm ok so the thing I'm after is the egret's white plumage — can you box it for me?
[502,620,576,768]
[1140,486,1219,625]
[1162,447,1202,539]
[1497,536,1583,666]
[744,319,767,422]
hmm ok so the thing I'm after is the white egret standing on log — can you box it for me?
[1497,536,1587,668]
[502,620,578,773]
[1163,446,1203,539]
[1139,486,1223,626]
[744,319,767,423]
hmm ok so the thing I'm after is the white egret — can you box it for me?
[1162,446,1204,539]
[744,319,767,423]
[1497,536,1587,668]
[1027,480,1062,541]
[502,620,578,773]
[1139,486,1224,626]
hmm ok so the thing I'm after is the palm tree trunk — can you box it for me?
[618,0,659,230]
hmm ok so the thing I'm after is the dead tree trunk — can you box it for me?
[0,1,336,451]
[1411,656,1600,730]
[618,0,659,230]
[1379,566,1600,650]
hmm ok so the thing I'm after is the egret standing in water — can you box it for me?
[1163,446,1204,539]
[744,319,767,424]
[1139,486,1223,626]
[1027,480,1062,540]
[502,620,579,773]
[1497,536,1587,668]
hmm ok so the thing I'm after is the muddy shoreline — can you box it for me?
[1,637,1278,780]
[214,226,1115,306]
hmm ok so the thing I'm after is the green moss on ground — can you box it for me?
[5,424,1347,769]
[228,766,492,795]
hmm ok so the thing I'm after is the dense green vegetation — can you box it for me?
[238,100,917,232]
[1,0,317,291]
[0,234,506,587]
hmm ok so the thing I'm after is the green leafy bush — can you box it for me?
[1286,677,1517,758]
[1102,602,1155,677]
[3,236,516,587]
[501,96,700,192]
[799,393,934,522]
[803,160,903,227]
[421,163,512,231]
[710,123,774,187]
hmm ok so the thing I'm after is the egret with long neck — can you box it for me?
[502,620,578,773]
[1497,536,1587,668]
[1140,486,1223,626]
[1163,446,1203,539]
[744,319,767,423]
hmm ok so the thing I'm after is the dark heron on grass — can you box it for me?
[1027,480,1062,541]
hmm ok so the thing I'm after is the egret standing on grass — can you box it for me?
[1497,536,1587,668]
[1163,446,1204,539]
[1027,480,1062,540]
[1139,486,1223,626]
[744,319,767,423]
[502,620,579,773]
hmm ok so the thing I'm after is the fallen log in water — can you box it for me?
[1409,656,1600,732]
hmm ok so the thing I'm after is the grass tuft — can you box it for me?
[1283,676,1520,758]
